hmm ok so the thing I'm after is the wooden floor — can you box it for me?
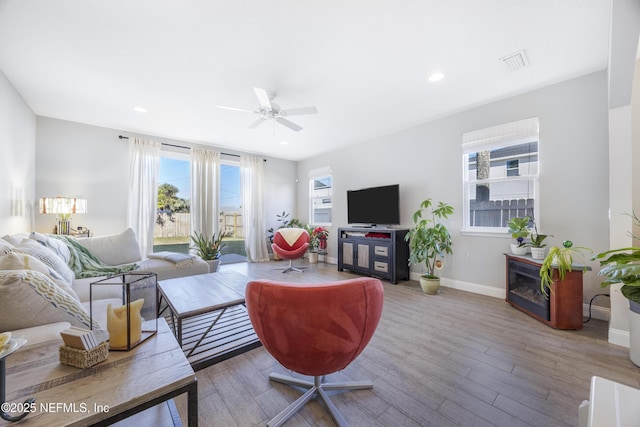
[174,260,640,427]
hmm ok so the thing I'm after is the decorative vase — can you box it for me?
[510,243,528,255]
[319,238,327,250]
[308,251,318,264]
[419,276,440,295]
[206,259,220,273]
[530,247,546,260]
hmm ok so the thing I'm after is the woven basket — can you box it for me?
[59,342,109,369]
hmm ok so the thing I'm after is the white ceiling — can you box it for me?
[0,0,610,161]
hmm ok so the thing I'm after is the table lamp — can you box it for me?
[39,196,87,235]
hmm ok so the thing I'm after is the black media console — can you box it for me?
[337,227,409,284]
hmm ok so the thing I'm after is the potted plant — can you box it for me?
[190,230,228,272]
[405,198,454,294]
[539,240,591,297]
[592,212,640,365]
[305,225,329,264]
[523,222,550,260]
[507,216,531,255]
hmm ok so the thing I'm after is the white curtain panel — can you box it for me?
[240,156,270,262]
[190,148,220,242]
[127,137,160,257]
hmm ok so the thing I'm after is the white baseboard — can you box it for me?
[609,328,630,348]
[409,272,612,323]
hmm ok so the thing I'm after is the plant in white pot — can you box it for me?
[190,230,228,272]
[592,213,640,365]
[523,222,550,260]
[507,216,531,255]
[405,198,454,294]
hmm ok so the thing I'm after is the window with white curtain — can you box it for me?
[309,167,332,226]
[154,150,191,253]
[462,117,539,234]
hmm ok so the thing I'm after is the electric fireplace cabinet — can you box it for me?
[505,254,584,330]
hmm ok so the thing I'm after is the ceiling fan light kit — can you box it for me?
[218,87,318,132]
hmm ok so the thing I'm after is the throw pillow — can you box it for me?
[76,228,143,265]
[30,232,72,264]
[0,270,101,332]
[0,252,80,301]
[0,239,13,256]
[2,233,29,246]
[13,238,75,283]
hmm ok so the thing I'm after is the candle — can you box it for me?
[106,298,144,349]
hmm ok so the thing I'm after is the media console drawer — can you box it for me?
[373,261,389,273]
[373,245,389,257]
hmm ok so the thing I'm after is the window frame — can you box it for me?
[309,167,332,226]
[461,118,540,236]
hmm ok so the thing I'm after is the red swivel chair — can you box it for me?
[245,277,384,427]
[271,228,310,273]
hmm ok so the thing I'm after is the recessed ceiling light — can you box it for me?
[428,72,444,82]
[280,140,288,145]
[133,107,148,113]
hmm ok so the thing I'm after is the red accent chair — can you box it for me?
[245,277,384,427]
[271,228,310,273]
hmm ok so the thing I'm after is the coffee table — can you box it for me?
[158,271,260,369]
[0,318,197,427]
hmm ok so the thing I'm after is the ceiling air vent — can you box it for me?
[500,50,529,72]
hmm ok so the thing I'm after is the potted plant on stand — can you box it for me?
[405,198,454,294]
[592,213,640,366]
[306,226,329,264]
[507,216,531,255]
[190,230,228,272]
[539,240,591,297]
[524,222,550,260]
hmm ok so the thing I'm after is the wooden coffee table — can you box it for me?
[158,271,260,369]
[0,318,197,427]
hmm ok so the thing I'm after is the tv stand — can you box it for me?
[337,227,409,284]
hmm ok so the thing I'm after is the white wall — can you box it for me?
[606,0,640,347]
[0,71,36,235]
[35,118,298,238]
[298,71,610,304]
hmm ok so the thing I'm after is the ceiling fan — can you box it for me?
[217,87,318,132]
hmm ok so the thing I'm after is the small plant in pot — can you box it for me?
[507,216,531,255]
[539,240,591,298]
[405,198,454,294]
[190,230,228,272]
[523,222,550,260]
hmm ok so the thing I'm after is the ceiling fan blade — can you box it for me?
[276,117,303,132]
[248,117,267,129]
[280,106,318,116]
[253,87,273,110]
[217,105,255,113]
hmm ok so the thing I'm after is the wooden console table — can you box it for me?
[505,254,586,330]
[0,318,197,426]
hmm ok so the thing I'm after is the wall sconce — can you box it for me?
[39,197,87,235]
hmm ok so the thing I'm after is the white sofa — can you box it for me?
[0,228,209,347]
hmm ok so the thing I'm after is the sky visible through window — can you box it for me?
[159,158,241,210]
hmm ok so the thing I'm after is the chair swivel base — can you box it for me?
[267,372,373,427]
[275,260,307,274]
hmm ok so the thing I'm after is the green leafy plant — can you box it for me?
[539,240,591,297]
[190,230,228,261]
[523,222,550,248]
[507,216,531,246]
[405,198,454,279]
[592,212,640,304]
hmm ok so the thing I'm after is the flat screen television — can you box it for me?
[347,184,400,226]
